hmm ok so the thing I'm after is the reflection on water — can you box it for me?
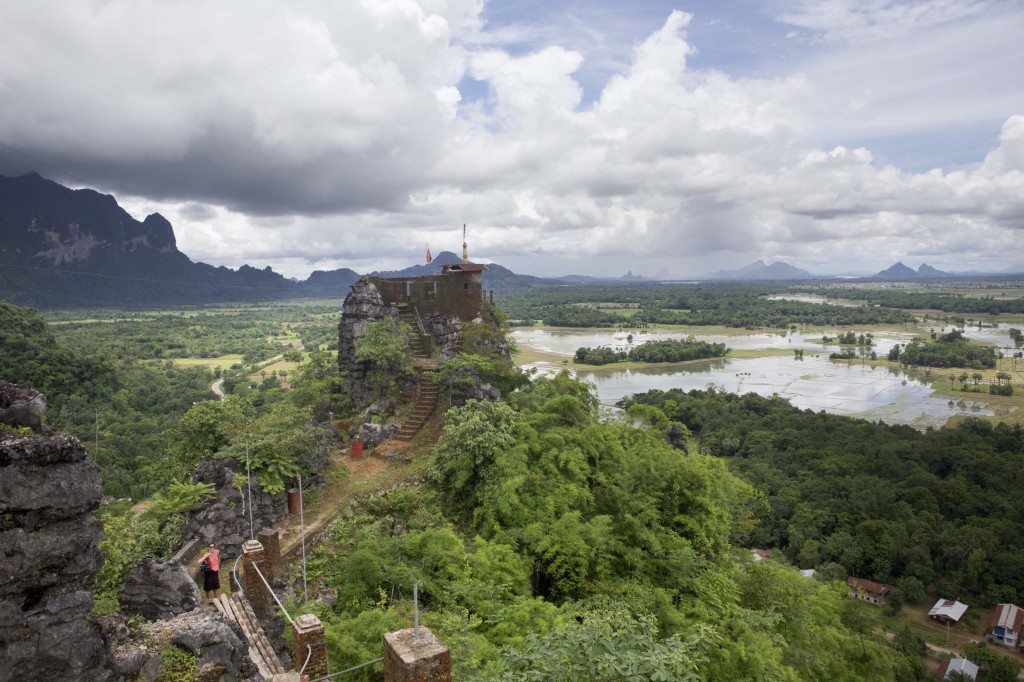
[513,329,993,429]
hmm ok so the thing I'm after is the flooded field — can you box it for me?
[512,328,993,429]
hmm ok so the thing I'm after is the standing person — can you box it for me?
[199,543,221,601]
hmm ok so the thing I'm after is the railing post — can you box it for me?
[383,627,451,682]
[242,539,271,621]
[293,613,329,679]
[257,528,281,579]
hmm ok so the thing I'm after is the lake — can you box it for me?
[511,328,993,429]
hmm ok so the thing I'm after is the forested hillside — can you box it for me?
[620,388,1024,607]
[0,301,216,496]
[309,373,922,680]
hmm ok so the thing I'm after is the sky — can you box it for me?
[1,0,1023,279]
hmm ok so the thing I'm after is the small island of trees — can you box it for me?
[574,338,728,365]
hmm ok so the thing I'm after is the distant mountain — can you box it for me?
[372,251,551,292]
[0,172,301,307]
[654,267,677,280]
[874,262,953,279]
[709,259,813,280]
[554,274,602,282]
[297,267,362,296]
[621,270,646,280]
[916,263,951,278]
[874,262,918,279]
[0,173,556,307]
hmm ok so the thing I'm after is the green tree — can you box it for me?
[355,319,413,399]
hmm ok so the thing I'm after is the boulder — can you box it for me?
[0,380,47,430]
[119,558,201,621]
[143,607,252,682]
[356,421,400,448]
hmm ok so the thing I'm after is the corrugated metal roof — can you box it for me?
[991,603,1023,632]
[928,598,969,622]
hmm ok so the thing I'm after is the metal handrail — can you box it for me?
[309,657,384,681]
[248,560,295,626]
[412,305,428,337]
[231,554,244,593]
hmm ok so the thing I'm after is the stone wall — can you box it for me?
[0,384,116,681]
[370,270,485,323]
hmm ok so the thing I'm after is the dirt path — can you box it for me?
[277,435,432,558]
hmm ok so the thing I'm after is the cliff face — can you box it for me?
[0,172,298,308]
[337,278,401,407]
[0,382,115,681]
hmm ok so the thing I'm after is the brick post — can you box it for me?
[257,528,281,579]
[383,627,451,682]
[293,613,328,679]
[241,540,271,621]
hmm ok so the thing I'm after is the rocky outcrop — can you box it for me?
[356,421,401,448]
[103,608,255,682]
[0,393,116,681]
[119,558,201,621]
[425,312,463,362]
[0,380,47,430]
[176,457,289,559]
[337,277,400,407]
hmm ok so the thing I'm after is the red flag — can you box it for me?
[426,245,432,264]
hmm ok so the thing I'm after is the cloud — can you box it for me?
[1,1,1023,278]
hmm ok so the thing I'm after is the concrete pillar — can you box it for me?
[383,627,451,682]
[293,613,329,679]
[257,528,281,579]
[241,540,271,621]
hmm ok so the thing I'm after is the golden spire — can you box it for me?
[462,223,468,264]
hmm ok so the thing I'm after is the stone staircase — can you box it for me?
[395,376,439,441]
[397,306,430,358]
[212,593,287,679]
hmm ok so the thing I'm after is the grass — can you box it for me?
[169,354,245,370]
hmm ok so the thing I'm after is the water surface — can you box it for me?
[512,328,992,429]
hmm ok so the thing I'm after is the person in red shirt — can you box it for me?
[199,543,221,600]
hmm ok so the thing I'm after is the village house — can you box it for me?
[846,577,894,606]
[937,658,978,680]
[928,598,969,624]
[750,548,772,561]
[989,603,1023,648]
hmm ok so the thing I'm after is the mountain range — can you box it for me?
[0,173,546,308]
[3,172,1022,308]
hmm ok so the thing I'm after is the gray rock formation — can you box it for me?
[176,457,289,559]
[356,421,400,448]
[119,558,201,621]
[337,277,400,407]
[425,312,463,362]
[0,380,47,431]
[0,397,116,681]
[135,608,254,682]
